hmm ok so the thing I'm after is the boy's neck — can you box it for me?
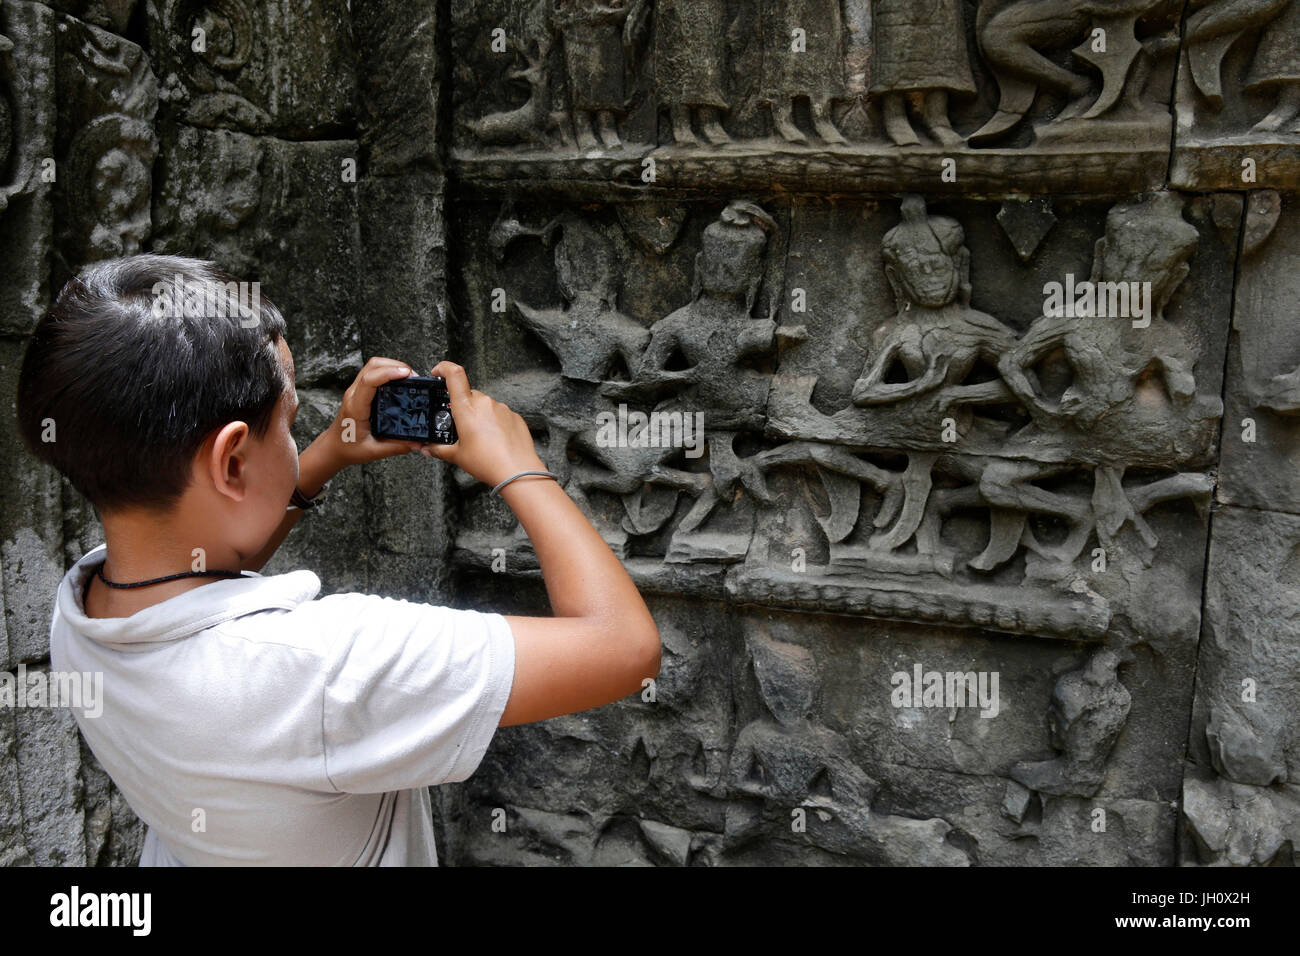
[85,508,246,619]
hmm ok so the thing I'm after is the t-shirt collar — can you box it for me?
[56,543,322,647]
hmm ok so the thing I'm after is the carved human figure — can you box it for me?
[611,201,805,530]
[999,192,1202,432]
[969,0,1096,143]
[623,201,796,422]
[974,193,1214,572]
[1244,0,1300,132]
[552,0,649,149]
[1180,0,1299,131]
[512,216,650,383]
[1011,647,1132,797]
[654,0,731,145]
[760,0,848,145]
[853,195,1016,409]
[850,196,1018,554]
[870,0,976,147]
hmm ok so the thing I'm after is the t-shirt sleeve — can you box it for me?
[311,593,516,794]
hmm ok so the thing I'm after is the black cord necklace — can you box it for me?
[95,566,244,589]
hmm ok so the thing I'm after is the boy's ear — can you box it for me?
[206,421,252,502]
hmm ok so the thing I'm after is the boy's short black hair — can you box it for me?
[16,254,290,512]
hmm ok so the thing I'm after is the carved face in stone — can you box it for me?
[695,201,774,300]
[1094,193,1198,318]
[882,196,964,310]
[885,240,960,309]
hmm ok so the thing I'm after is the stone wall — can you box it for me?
[1,0,1298,866]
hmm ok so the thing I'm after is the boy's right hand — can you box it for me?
[422,361,546,488]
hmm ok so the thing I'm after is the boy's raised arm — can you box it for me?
[427,361,662,727]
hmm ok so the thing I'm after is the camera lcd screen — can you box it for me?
[372,377,456,443]
[376,384,433,440]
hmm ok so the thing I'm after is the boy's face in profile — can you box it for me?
[210,336,300,559]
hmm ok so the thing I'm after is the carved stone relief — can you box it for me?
[1172,0,1300,188]
[452,0,1187,195]
[452,190,1231,650]
[145,0,356,137]
[53,14,158,281]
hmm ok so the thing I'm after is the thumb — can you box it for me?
[431,360,471,411]
[426,440,458,462]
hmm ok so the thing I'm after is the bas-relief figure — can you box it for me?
[972,0,1179,148]
[760,0,848,146]
[871,0,974,147]
[723,626,970,865]
[552,0,649,149]
[1009,647,1132,798]
[491,201,803,559]
[653,0,731,145]
[1246,0,1300,132]
[1180,0,1300,135]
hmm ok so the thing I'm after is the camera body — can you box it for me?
[370,375,457,444]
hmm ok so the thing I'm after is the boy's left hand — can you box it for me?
[316,357,425,469]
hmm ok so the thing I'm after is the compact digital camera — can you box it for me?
[370,375,457,444]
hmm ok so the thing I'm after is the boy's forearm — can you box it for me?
[499,476,654,631]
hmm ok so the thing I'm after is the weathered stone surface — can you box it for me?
[1218,190,1300,514]
[12,670,88,865]
[152,126,363,387]
[443,590,1193,865]
[51,12,157,285]
[1189,506,1300,786]
[0,706,32,865]
[1180,766,1299,866]
[449,191,1230,650]
[356,172,451,579]
[1172,0,1300,190]
[450,0,1182,197]
[0,1,56,339]
[0,339,66,670]
[353,0,442,175]
[146,0,357,137]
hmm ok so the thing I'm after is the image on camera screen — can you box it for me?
[377,385,431,439]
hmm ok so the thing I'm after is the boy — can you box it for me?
[15,254,661,866]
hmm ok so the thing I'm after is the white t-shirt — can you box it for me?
[48,544,516,866]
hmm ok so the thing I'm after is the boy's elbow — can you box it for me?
[629,621,661,688]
